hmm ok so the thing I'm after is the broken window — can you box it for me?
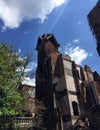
[72,101,79,116]
[76,70,80,79]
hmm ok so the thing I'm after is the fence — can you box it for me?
[13,117,33,128]
[0,116,45,130]
[13,117,45,130]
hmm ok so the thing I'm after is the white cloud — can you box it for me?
[0,0,69,29]
[72,39,80,43]
[18,49,21,54]
[24,67,32,73]
[26,62,37,72]
[22,62,37,86]
[1,26,6,32]
[16,61,37,73]
[64,46,88,65]
[22,77,35,86]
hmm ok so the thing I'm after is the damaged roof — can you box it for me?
[36,33,60,50]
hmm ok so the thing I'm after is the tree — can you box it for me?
[0,42,45,129]
[0,42,28,129]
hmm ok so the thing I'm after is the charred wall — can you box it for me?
[35,34,100,130]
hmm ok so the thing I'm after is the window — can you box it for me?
[72,101,79,116]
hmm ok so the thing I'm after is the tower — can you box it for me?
[35,34,81,130]
[36,34,60,130]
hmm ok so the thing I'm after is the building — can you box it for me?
[88,0,100,56]
[18,84,35,117]
[36,34,100,130]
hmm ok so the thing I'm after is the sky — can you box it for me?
[0,0,99,85]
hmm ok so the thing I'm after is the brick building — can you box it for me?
[36,34,100,130]
[18,84,35,117]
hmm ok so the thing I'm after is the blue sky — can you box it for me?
[0,0,99,85]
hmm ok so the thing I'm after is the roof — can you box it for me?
[36,33,60,50]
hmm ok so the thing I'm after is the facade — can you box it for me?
[88,0,100,56]
[36,34,100,130]
[18,84,35,117]
[18,84,35,100]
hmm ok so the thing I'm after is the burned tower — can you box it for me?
[36,34,100,130]
[36,34,83,130]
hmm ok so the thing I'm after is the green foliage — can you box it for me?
[0,42,43,129]
[0,42,24,116]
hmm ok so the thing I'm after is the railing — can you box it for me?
[13,117,34,127]
[12,117,46,130]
